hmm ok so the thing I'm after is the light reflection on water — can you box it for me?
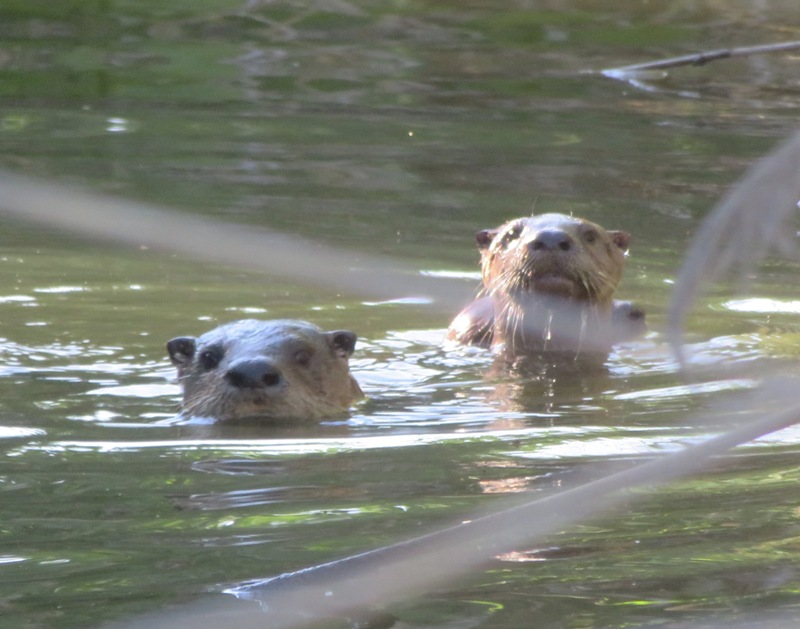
[726,297,800,314]
[0,426,46,439]
[20,416,800,459]
[2,2,800,628]
[613,378,757,402]
[0,319,787,439]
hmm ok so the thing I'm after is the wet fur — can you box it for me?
[448,214,642,359]
[168,319,363,422]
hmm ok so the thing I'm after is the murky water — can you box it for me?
[2,2,800,628]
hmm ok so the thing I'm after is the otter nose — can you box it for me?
[530,229,572,252]
[225,359,283,389]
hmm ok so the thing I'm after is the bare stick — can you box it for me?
[602,40,800,78]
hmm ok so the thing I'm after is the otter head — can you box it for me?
[478,213,629,308]
[167,319,363,422]
[475,214,631,357]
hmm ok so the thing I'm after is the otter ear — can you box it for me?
[167,337,197,366]
[475,229,498,250]
[609,230,631,252]
[327,330,358,358]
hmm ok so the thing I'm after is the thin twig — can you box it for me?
[602,40,800,78]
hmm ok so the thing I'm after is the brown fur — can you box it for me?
[447,214,643,360]
[167,319,363,421]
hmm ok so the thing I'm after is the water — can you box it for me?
[2,2,800,627]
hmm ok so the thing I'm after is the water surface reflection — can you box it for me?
[3,1,800,627]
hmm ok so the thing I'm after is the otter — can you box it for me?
[446,213,645,360]
[167,319,363,421]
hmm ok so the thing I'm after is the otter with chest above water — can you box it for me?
[447,213,646,361]
[167,319,363,422]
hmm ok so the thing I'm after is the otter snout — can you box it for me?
[225,358,283,389]
[529,229,572,252]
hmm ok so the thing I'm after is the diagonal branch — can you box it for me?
[602,40,800,79]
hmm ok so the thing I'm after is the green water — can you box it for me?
[2,1,800,627]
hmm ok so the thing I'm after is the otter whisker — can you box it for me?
[169,320,362,422]
[447,213,642,361]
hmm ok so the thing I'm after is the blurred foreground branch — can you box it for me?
[667,130,800,362]
[0,170,471,310]
[106,391,800,628]
[4,135,800,628]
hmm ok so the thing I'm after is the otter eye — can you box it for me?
[500,224,523,247]
[198,346,223,371]
[583,229,598,244]
[293,349,312,367]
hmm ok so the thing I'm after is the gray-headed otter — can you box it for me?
[167,319,363,421]
[447,213,645,360]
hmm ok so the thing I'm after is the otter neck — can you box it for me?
[491,292,613,357]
